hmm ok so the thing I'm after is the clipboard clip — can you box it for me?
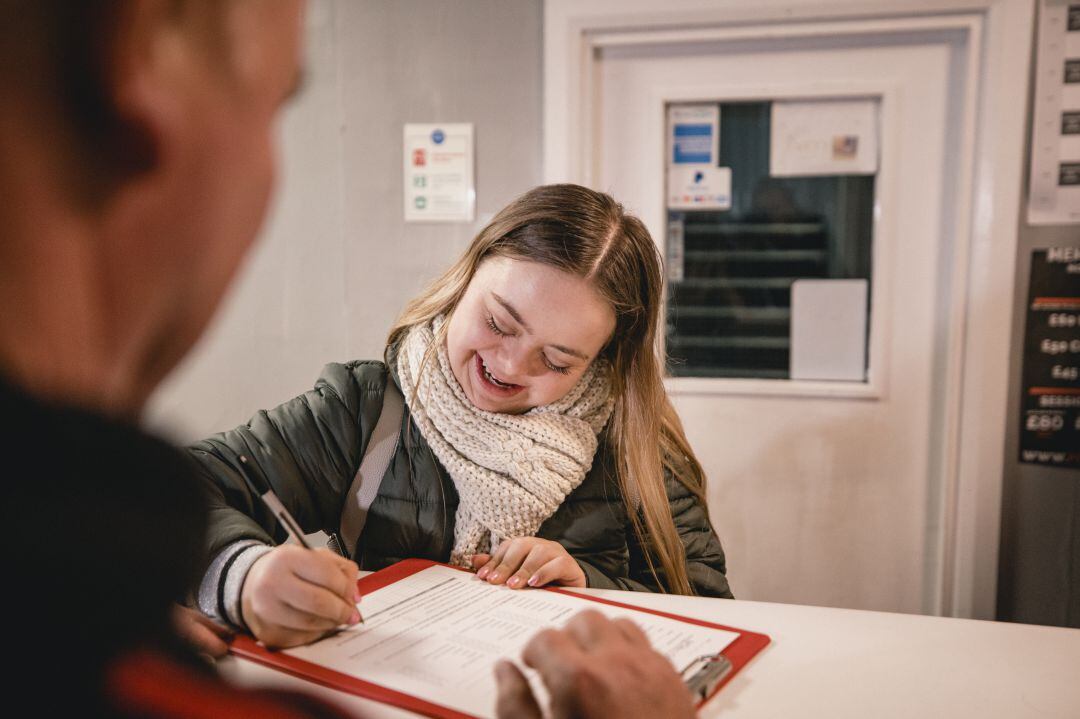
[680,653,733,701]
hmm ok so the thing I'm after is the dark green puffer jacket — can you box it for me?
[190,360,733,598]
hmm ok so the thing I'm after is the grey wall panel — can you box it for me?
[336,0,544,362]
[997,24,1080,625]
[998,212,1080,629]
[1071,484,1080,625]
[998,463,1077,625]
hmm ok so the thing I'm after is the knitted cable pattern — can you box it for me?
[397,316,614,566]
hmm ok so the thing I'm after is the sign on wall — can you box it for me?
[667,166,732,211]
[1028,1,1080,224]
[770,99,879,177]
[666,105,731,210]
[403,123,475,222]
[1019,248,1080,468]
[668,104,719,165]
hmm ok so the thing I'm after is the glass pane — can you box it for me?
[665,101,875,380]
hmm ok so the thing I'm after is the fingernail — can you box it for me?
[349,610,361,624]
[355,590,363,602]
[527,575,538,586]
[477,568,489,579]
[489,572,499,582]
[509,577,520,588]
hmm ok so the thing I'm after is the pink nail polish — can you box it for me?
[509,577,520,588]
[349,610,361,624]
[355,590,363,602]
[477,568,488,579]
[527,576,538,586]
[490,572,499,582]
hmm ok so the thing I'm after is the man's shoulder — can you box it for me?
[0,373,186,483]
[1,374,212,713]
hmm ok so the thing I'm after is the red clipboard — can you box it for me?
[230,559,770,719]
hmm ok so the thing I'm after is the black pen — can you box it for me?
[238,454,313,549]
[236,454,363,625]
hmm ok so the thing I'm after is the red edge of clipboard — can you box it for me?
[228,558,771,719]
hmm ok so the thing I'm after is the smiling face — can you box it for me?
[445,257,616,414]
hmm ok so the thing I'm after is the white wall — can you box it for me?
[146,0,542,441]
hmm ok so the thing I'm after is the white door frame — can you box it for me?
[544,0,1034,620]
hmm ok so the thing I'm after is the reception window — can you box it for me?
[665,100,876,381]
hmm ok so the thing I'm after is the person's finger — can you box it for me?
[295,545,357,579]
[182,607,235,639]
[508,544,553,588]
[291,550,354,600]
[267,600,342,633]
[521,626,588,676]
[489,539,533,585]
[494,660,543,719]
[521,628,594,716]
[200,617,235,641]
[343,568,362,620]
[334,554,361,603]
[525,555,578,588]
[185,621,231,657]
[611,617,651,648]
[564,609,620,650]
[470,554,492,571]
[479,539,511,580]
[326,548,359,571]
[171,607,232,658]
[279,577,359,626]
[258,625,327,650]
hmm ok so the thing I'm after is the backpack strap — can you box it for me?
[334,379,404,560]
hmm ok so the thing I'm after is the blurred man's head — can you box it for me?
[0,0,305,413]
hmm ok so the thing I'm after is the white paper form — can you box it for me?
[284,564,739,718]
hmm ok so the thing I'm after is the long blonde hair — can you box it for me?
[387,184,708,594]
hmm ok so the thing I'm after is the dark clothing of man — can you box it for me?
[0,375,353,717]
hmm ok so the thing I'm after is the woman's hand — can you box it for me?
[470,537,586,589]
[240,545,361,648]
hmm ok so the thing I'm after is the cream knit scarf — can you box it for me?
[396,316,614,566]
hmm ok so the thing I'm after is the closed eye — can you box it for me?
[544,357,571,375]
[486,315,510,337]
[488,313,571,375]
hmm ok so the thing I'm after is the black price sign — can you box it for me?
[1064,111,1080,135]
[1019,249,1080,468]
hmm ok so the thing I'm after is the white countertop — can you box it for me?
[218,584,1080,718]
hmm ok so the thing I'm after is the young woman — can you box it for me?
[193,184,732,648]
